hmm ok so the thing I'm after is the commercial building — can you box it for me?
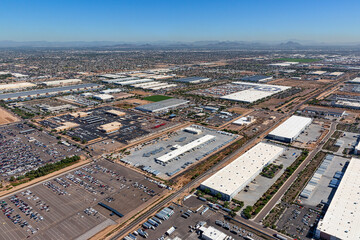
[135,98,189,113]
[199,226,228,240]
[0,83,103,101]
[200,142,284,200]
[106,109,126,117]
[100,88,122,94]
[184,127,202,135]
[40,79,82,86]
[92,94,114,101]
[102,77,139,84]
[328,72,344,77]
[308,71,327,75]
[155,135,216,164]
[0,82,36,91]
[240,75,273,83]
[99,73,126,79]
[267,115,312,143]
[131,81,177,90]
[332,100,360,110]
[114,78,153,86]
[98,122,122,133]
[220,82,290,103]
[354,142,360,155]
[174,77,210,84]
[232,116,255,125]
[346,77,360,84]
[268,62,299,67]
[316,157,360,240]
[302,106,345,118]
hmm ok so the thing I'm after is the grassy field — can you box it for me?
[143,95,173,102]
[276,58,322,63]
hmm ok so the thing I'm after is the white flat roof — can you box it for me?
[317,157,360,240]
[0,82,36,90]
[41,79,81,85]
[201,142,284,196]
[220,82,290,103]
[150,84,177,90]
[155,135,215,163]
[347,77,360,84]
[268,115,312,140]
[115,79,153,86]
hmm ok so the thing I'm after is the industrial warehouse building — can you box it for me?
[39,79,82,86]
[316,157,360,240]
[267,115,312,143]
[302,106,345,118]
[135,98,189,113]
[0,82,36,91]
[155,134,216,164]
[220,82,290,103]
[174,77,210,84]
[0,83,102,101]
[200,142,284,200]
[239,75,273,83]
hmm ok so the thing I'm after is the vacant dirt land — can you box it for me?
[0,107,19,125]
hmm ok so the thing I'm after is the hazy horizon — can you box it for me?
[1,0,360,43]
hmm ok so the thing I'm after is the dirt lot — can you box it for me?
[129,90,153,97]
[120,98,152,106]
[227,107,248,115]
[0,107,19,125]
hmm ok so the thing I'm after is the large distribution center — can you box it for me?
[135,98,189,113]
[200,142,284,200]
[220,82,290,103]
[155,135,215,164]
[0,82,36,91]
[174,77,210,84]
[0,83,102,101]
[267,115,312,143]
[40,79,82,86]
[240,75,273,83]
[316,157,360,240]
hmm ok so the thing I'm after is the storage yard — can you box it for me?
[131,196,267,240]
[120,125,238,179]
[0,123,81,179]
[39,106,176,145]
[0,160,168,240]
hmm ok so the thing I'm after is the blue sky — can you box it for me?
[1,0,360,43]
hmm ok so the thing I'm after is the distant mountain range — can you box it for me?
[0,40,359,49]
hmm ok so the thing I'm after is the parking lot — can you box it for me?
[334,131,358,154]
[0,160,169,240]
[299,155,349,209]
[0,123,81,180]
[120,125,238,179]
[131,196,266,240]
[276,204,320,240]
[234,146,302,207]
[293,122,324,148]
[40,106,177,145]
